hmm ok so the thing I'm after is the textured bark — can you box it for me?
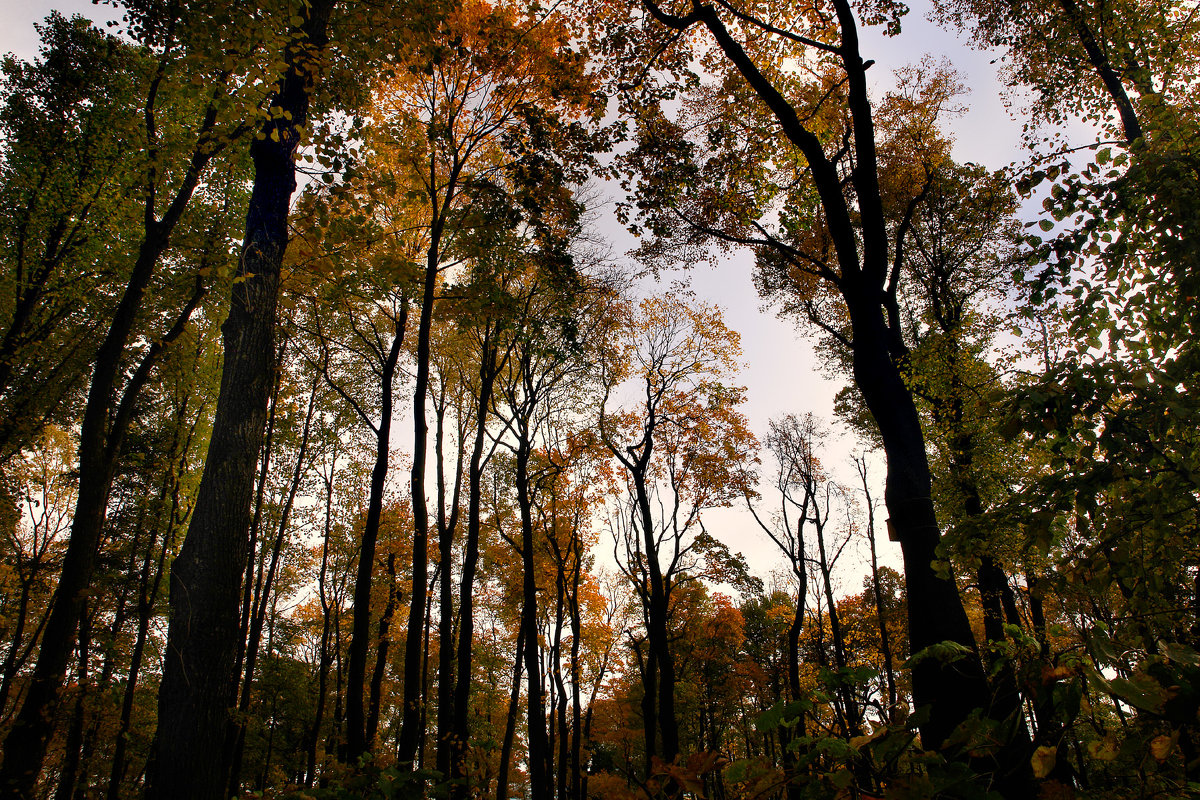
[227,373,319,794]
[148,6,332,798]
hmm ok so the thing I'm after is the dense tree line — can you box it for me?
[0,0,1196,797]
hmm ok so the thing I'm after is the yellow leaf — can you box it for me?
[1087,736,1119,762]
[1150,734,1175,762]
[1031,745,1057,778]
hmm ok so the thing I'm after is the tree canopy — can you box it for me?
[0,0,1197,798]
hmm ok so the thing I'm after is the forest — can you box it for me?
[0,0,1196,797]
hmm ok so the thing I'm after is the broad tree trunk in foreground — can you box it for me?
[149,6,332,799]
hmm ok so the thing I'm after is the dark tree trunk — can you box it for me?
[433,374,464,782]
[516,443,551,800]
[52,605,91,800]
[347,312,406,761]
[496,625,526,800]
[367,552,398,746]
[398,229,443,768]
[635,638,657,776]
[305,440,340,787]
[632,477,679,772]
[859,459,898,722]
[227,373,319,794]
[231,339,285,716]
[450,332,501,796]
[813,512,860,736]
[149,7,332,798]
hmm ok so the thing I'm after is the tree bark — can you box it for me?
[397,225,443,768]
[149,6,332,798]
[227,372,319,794]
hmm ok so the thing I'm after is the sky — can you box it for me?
[0,0,1029,591]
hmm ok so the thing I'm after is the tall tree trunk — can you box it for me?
[633,476,679,772]
[496,625,526,800]
[846,296,990,750]
[347,312,406,761]
[367,552,398,745]
[227,372,319,794]
[306,438,341,787]
[858,458,898,722]
[398,224,443,768]
[813,512,859,736]
[231,340,285,715]
[434,374,464,781]
[450,332,501,796]
[149,7,333,798]
[52,605,91,800]
[516,443,551,800]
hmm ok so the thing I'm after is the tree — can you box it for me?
[152,2,337,796]
[600,295,757,782]
[603,0,1019,781]
[0,6,255,791]
[360,0,600,766]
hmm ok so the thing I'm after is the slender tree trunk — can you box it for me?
[367,552,398,745]
[496,625,526,800]
[398,226,443,768]
[417,569,436,771]
[434,377,464,782]
[52,605,91,800]
[814,514,859,736]
[632,476,679,772]
[306,440,340,787]
[347,312,406,761]
[227,373,319,794]
[516,443,551,800]
[0,575,35,718]
[569,554,584,800]
[859,459,898,722]
[149,7,332,798]
[450,334,500,796]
